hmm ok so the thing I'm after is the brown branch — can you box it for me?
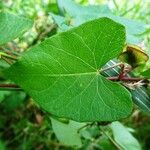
[0,84,20,88]
[0,84,22,91]
[107,76,143,81]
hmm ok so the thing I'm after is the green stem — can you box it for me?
[1,56,13,65]
[121,6,136,16]
[0,51,18,60]
[100,126,122,150]
[100,63,123,73]
[113,0,119,10]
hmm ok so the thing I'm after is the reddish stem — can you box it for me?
[118,64,125,80]
[107,76,143,81]
[0,84,21,90]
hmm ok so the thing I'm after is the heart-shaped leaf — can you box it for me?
[0,12,33,45]
[4,18,132,122]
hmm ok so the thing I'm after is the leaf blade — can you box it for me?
[111,121,141,150]
[141,69,150,78]
[51,118,85,146]
[4,18,132,122]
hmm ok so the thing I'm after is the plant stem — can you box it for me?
[121,5,136,16]
[100,63,123,73]
[77,122,95,133]
[4,54,18,60]
[107,76,143,81]
[118,64,125,79]
[0,46,20,56]
[100,126,122,150]
[0,84,22,91]
[1,56,13,65]
[112,0,119,10]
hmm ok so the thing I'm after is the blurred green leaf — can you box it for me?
[0,141,5,150]
[81,126,99,140]
[51,118,85,146]
[2,91,26,110]
[141,69,150,78]
[51,13,70,31]
[57,0,111,17]
[110,121,141,150]
[0,91,10,103]
[0,12,33,45]
[99,135,116,150]
[55,0,145,43]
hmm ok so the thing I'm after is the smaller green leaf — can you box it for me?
[110,121,141,150]
[2,91,26,110]
[56,0,145,43]
[0,91,10,103]
[81,126,99,140]
[51,118,85,146]
[141,69,150,78]
[57,0,111,17]
[51,13,70,31]
[0,12,33,45]
[118,44,149,68]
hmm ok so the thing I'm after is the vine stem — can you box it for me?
[0,84,21,91]
[100,63,124,73]
[100,126,122,150]
[112,0,119,10]
[1,56,13,65]
[107,76,144,81]
[77,122,95,133]
[0,51,18,60]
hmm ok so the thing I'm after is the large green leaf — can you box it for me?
[0,12,33,45]
[4,18,132,122]
[110,121,141,150]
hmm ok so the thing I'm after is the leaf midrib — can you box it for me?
[10,71,98,77]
